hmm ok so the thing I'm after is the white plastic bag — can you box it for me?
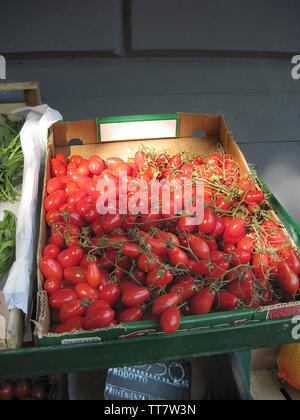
[3,106,62,320]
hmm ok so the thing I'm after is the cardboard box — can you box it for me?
[0,81,41,350]
[34,113,300,346]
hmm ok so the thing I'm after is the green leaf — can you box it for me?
[0,210,16,276]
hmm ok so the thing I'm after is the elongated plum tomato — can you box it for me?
[75,283,99,300]
[46,177,65,195]
[102,213,123,232]
[188,234,211,260]
[54,317,84,334]
[191,288,215,315]
[243,189,264,203]
[44,277,61,295]
[160,307,181,334]
[57,246,84,269]
[49,289,78,310]
[98,283,121,306]
[284,248,300,275]
[121,287,150,307]
[59,299,87,323]
[119,307,143,323]
[152,292,181,316]
[167,246,189,268]
[137,253,163,273]
[64,266,86,284]
[44,190,67,212]
[40,257,63,281]
[146,269,174,288]
[88,155,105,176]
[225,218,245,238]
[43,244,61,259]
[170,282,197,302]
[0,381,14,401]
[83,307,115,330]
[277,262,299,295]
[198,209,216,234]
[86,262,108,288]
[217,291,239,311]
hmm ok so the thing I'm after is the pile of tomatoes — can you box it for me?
[39,146,300,335]
[0,376,59,401]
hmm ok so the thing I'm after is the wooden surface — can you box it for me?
[131,0,300,53]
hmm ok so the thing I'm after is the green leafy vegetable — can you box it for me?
[0,210,16,276]
[0,114,24,202]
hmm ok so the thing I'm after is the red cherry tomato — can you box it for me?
[88,155,105,175]
[44,277,62,295]
[98,283,121,306]
[138,252,163,273]
[30,383,47,401]
[177,216,197,234]
[43,244,61,259]
[237,235,254,253]
[226,270,254,300]
[211,217,225,237]
[146,269,174,288]
[0,382,14,401]
[14,381,31,399]
[170,282,197,302]
[51,158,66,177]
[230,249,252,266]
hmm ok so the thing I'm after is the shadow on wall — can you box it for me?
[240,143,300,228]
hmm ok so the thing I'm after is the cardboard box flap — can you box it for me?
[52,120,98,147]
[52,113,226,147]
[178,113,222,138]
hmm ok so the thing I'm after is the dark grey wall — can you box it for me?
[1,0,300,225]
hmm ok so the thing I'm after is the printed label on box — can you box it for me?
[267,305,300,320]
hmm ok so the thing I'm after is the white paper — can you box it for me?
[3,106,62,319]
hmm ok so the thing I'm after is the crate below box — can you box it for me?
[68,355,251,401]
